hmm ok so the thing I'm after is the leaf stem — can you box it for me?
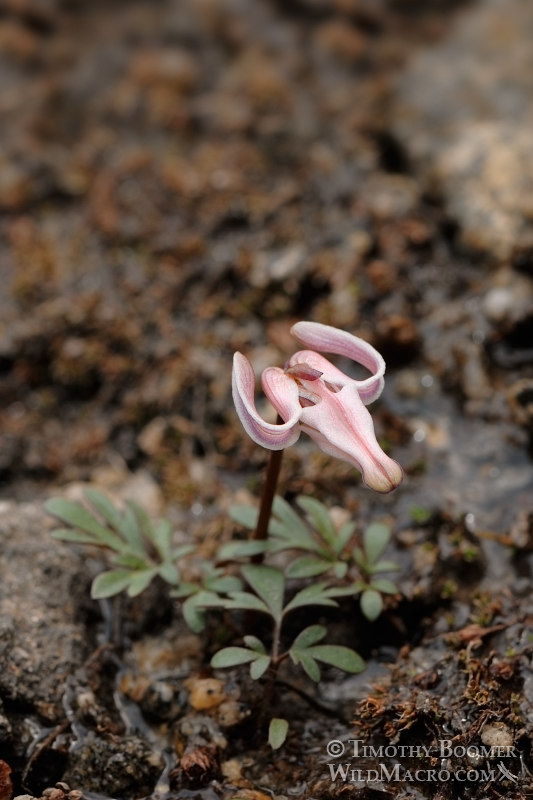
[258,617,284,729]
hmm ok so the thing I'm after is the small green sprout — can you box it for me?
[410,505,432,524]
[350,522,399,620]
[268,718,289,750]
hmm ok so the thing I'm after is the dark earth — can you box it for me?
[1,0,533,799]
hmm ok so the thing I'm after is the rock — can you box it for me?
[0,760,12,800]
[0,502,91,723]
[61,736,162,797]
[393,0,533,261]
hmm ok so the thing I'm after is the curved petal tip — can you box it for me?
[232,353,301,450]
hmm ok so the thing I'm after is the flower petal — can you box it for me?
[232,353,302,450]
[299,383,403,493]
[262,367,305,424]
[291,321,385,404]
[287,349,384,406]
[287,351,350,391]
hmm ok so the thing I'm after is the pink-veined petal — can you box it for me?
[287,351,348,390]
[291,321,385,403]
[287,349,384,406]
[261,366,305,422]
[299,383,403,493]
[232,353,302,450]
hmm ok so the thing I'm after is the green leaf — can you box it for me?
[158,561,181,586]
[324,583,361,597]
[250,655,271,680]
[360,588,383,621]
[128,501,153,541]
[371,560,399,574]
[363,523,391,565]
[344,580,365,595]
[291,625,327,649]
[51,528,105,545]
[171,581,199,599]
[182,589,226,631]
[268,718,289,750]
[207,575,242,594]
[120,504,145,553]
[286,555,332,579]
[267,535,321,555]
[126,568,158,597]
[306,645,365,674]
[91,569,134,598]
[83,488,124,531]
[284,582,339,614]
[181,593,209,632]
[171,544,195,560]
[241,565,284,623]
[269,497,319,551]
[272,495,307,533]
[296,496,337,547]
[215,591,270,616]
[336,521,357,553]
[211,647,260,668]
[216,540,269,560]
[352,546,366,570]
[113,552,151,569]
[370,578,397,595]
[152,519,172,559]
[45,498,124,551]
[229,505,259,529]
[181,600,204,633]
[290,648,321,681]
[243,635,267,653]
[332,561,348,579]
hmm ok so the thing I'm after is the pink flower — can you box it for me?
[232,321,403,494]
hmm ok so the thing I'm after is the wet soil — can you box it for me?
[1,1,533,799]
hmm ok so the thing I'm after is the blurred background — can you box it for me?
[0,0,532,538]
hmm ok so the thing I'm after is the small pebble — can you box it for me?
[483,287,514,323]
[185,677,227,711]
[480,722,514,750]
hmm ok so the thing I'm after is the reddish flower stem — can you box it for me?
[252,449,283,558]
[252,416,284,562]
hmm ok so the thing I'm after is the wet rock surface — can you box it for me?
[1,0,533,798]
[0,502,90,720]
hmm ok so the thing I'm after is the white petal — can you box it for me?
[300,383,403,493]
[291,321,385,403]
[232,354,301,450]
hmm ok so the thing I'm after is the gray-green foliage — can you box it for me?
[268,717,289,750]
[228,495,399,620]
[350,522,399,620]
[47,489,400,749]
[209,564,365,748]
[208,564,365,679]
[172,564,243,633]
[46,489,194,599]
